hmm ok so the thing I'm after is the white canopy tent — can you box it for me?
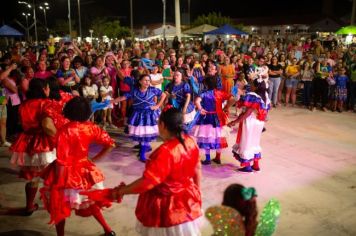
[183,24,218,35]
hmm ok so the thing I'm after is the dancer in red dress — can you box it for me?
[113,107,202,236]
[41,97,116,236]
[10,79,62,215]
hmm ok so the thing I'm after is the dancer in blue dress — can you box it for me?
[193,76,235,165]
[164,70,196,125]
[115,74,167,162]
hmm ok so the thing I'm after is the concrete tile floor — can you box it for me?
[0,107,355,236]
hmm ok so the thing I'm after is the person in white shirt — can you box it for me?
[100,77,115,129]
[149,64,163,90]
[81,76,98,101]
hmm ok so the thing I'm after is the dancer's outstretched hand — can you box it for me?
[150,105,160,110]
[112,182,126,202]
[200,108,207,115]
[227,121,236,127]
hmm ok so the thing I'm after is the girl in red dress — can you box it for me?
[41,97,116,236]
[10,79,60,215]
[113,107,202,236]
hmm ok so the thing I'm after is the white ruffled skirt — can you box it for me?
[136,217,202,236]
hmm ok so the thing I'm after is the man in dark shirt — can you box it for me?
[203,38,213,54]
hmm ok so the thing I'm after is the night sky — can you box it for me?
[1,0,352,35]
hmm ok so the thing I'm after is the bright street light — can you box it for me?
[22,12,31,40]
[68,0,72,37]
[18,0,38,43]
[39,2,50,31]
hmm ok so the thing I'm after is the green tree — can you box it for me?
[50,19,77,37]
[192,12,245,31]
[90,18,131,39]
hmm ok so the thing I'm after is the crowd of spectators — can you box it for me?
[0,35,355,145]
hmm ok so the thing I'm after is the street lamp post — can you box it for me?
[77,0,82,39]
[39,2,49,31]
[89,29,93,43]
[22,12,31,40]
[162,0,166,40]
[175,0,181,41]
[130,0,133,40]
[68,0,72,37]
[19,1,38,43]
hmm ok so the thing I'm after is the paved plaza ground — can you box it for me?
[0,107,356,236]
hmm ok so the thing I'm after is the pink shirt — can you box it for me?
[34,71,52,79]
[90,66,107,85]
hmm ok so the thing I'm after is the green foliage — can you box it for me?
[192,12,245,31]
[192,12,232,27]
[90,18,131,39]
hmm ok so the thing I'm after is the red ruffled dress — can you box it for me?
[10,99,65,180]
[40,121,115,224]
[49,91,74,128]
[135,135,202,235]
[58,91,74,108]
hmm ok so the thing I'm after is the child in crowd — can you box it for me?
[81,75,98,101]
[331,67,349,112]
[100,77,115,129]
[161,58,173,91]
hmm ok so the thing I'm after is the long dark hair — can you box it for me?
[26,78,49,99]
[47,76,61,101]
[159,107,186,149]
[222,184,258,236]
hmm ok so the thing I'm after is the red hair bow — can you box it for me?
[162,104,173,112]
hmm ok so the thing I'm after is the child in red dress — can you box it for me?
[41,97,116,236]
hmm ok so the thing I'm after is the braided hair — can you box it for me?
[222,184,258,236]
[159,107,186,150]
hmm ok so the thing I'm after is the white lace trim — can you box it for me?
[10,150,57,167]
